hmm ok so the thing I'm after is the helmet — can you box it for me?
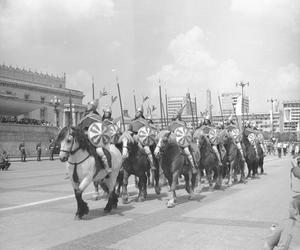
[87,99,99,112]
[103,106,112,114]
[137,105,144,114]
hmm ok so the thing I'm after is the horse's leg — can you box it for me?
[195,168,202,193]
[214,163,222,190]
[239,160,246,183]
[167,170,179,208]
[138,173,147,202]
[74,190,89,220]
[154,166,161,195]
[227,160,234,186]
[92,181,101,200]
[135,176,139,189]
[122,170,130,204]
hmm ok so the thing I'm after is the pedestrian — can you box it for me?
[19,141,26,162]
[263,154,300,249]
[49,139,55,160]
[0,150,10,170]
[277,142,282,158]
[36,142,42,161]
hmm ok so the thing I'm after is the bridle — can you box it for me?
[59,128,82,158]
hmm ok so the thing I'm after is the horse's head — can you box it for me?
[57,126,87,162]
[218,129,230,145]
[118,131,135,159]
[193,128,208,147]
[154,130,171,156]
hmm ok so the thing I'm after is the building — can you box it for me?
[167,92,196,118]
[282,100,300,132]
[221,92,249,117]
[0,64,85,127]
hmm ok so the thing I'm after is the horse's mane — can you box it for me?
[118,131,135,144]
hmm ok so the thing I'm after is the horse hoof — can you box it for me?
[122,197,129,204]
[167,200,176,208]
[227,182,232,187]
[138,196,145,202]
[189,193,196,200]
[155,186,161,195]
[74,213,82,220]
[104,207,112,213]
[214,184,221,190]
[195,187,202,193]
[112,203,118,209]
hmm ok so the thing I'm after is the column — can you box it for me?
[63,110,66,127]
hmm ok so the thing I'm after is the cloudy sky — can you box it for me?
[0,0,300,117]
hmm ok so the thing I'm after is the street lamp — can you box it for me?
[50,96,61,127]
[236,81,249,128]
[267,98,277,136]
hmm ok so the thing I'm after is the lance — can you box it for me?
[194,97,198,127]
[117,81,126,131]
[69,90,73,126]
[218,93,225,124]
[188,93,195,129]
[133,90,137,112]
[159,85,164,129]
[92,76,95,100]
[165,90,169,126]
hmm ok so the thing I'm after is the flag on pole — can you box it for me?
[142,96,149,103]
[100,88,108,98]
[111,95,117,104]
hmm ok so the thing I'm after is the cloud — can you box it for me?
[67,69,92,102]
[0,0,115,48]
[148,26,243,99]
[231,0,300,31]
[275,63,300,95]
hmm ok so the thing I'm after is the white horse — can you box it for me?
[57,126,122,219]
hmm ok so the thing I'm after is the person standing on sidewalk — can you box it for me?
[36,142,42,161]
[19,141,26,162]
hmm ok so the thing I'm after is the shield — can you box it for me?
[130,119,148,133]
[138,126,157,146]
[78,113,101,129]
[248,133,256,144]
[208,128,218,144]
[109,123,121,144]
[174,126,192,147]
[257,133,264,143]
[88,122,111,147]
[200,125,211,135]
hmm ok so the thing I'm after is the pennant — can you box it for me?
[111,95,117,104]
[151,105,157,112]
[100,88,108,98]
[142,96,149,103]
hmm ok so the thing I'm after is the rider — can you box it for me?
[169,107,197,174]
[127,106,156,171]
[225,115,246,164]
[78,99,111,175]
[101,106,114,125]
[202,115,223,167]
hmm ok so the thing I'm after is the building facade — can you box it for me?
[0,64,85,127]
[221,92,249,117]
[282,100,300,132]
[167,92,196,118]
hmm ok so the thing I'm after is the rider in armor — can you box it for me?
[78,99,111,175]
[169,107,197,174]
[202,115,223,167]
[102,106,114,125]
[127,106,156,171]
[225,115,246,163]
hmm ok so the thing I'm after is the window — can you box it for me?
[24,94,30,100]
[40,108,46,121]
[41,97,45,103]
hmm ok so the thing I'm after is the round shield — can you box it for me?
[257,133,264,143]
[229,128,240,140]
[174,126,192,147]
[138,126,157,146]
[208,128,218,144]
[108,123,121,144]
[88,122,111,147]
[247,133,256,144]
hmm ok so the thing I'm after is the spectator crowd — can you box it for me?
[0,115,53,126]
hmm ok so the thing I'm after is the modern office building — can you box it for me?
[282,100,300,132]
[221,92,249,117]
[167,92,196,118]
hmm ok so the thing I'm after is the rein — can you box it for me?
[68,154,90,167]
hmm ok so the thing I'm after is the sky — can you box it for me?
[0,0,300,118]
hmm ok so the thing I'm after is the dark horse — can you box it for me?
[242,131,259,178]
[57,126,122,219]
[219,129,245,185]
[154,130,197,208]
[118,131,160,203]
[193,129,222,189]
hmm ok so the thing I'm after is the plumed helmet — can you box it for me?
[137,105,144,114]
[228,114,233,121]
[87,99,99,112]
[103,106,112,114]
[205,114,210,120]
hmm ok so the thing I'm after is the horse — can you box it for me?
[118,131,160,203]
[154,130,197,208]
[256,142,265,174]
[193,129,222,190]
[57,126,122,219]
[242,131,259,178]
[219,129,245,185]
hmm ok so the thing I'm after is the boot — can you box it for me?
[184,148,197,174]
[213,146,222,167]
[97,148,112,175]
[147,153,156,171]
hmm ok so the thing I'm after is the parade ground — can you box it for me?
[0,155,295,250]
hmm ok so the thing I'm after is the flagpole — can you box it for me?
[194,97,198,127]
[165,90,168,126]
[92,76,95,100]
[218,93,225,124]
[133,90,137,112]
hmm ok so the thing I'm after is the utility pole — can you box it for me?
[267,98,277,137]
[236,81,249,128]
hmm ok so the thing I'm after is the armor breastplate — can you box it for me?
[130,118,148,133]
[169,120,186,132]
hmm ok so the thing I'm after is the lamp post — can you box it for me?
[236,81,249,128]
[50,96,61,127]
[267,98,277,137]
